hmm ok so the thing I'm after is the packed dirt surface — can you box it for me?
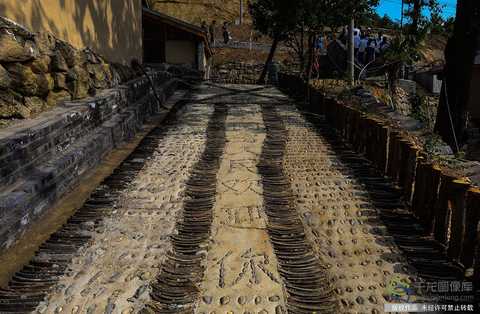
[196,104,285,313]
[0,84,466,314]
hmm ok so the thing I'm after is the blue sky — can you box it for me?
[376,0,457,21]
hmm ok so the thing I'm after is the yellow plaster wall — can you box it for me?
[0,0,142,64]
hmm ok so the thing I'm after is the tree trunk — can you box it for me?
[305,33,315,81]
[239,0,243,25]
[434,1,478,152]
[347,18,355,86]
[411,0,421,33]
[300,27,305,72]
[400,0,404,29]
[258,36,279,84]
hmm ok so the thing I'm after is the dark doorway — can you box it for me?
[143,17,166,63]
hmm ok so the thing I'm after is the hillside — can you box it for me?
[147,0,250,25]
[419,34,447,66]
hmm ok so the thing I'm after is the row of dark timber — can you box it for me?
[259,105,337,313]
[278,73,480,287]
[147,104,228,312]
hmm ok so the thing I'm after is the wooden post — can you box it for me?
[240,0,244,25]
[258,36,279,84]
[400,0,404,30]
[347,18,355,86]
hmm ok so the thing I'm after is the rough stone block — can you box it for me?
[29,55,51,74]
[0,32,37,62]
[51,51,69,72]
[5,63,39,96]
[397,79,416,95]
[0,64,12,89]
[34,32,56,56]
[24,96,47,116]
[46,90,71,107]
[53,72,68,90]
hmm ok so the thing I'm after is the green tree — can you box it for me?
[428,2,446,33]
[284,0,346,75]
[381,0,448,117]
[250,0,378,84]
[379,14,399,29]
[249,0,299,83]
[362,12,398,29]
[403,0,443,37]
[295,0,347,80]
[443,17,455,36]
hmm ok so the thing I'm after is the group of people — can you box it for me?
[201,20,232,46]
[354,29,390,65]
[338,27,390,65]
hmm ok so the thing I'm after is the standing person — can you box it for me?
[377,32,384,45]
[267,61,279,84]
[354,29,361,59]
[222,21,231,44]
[339,26,348,44]
[376,32,384,54]
[209,20,217,45]
[316,34,325,51]
[354,27,361,38]
[379,36,390,55]
[366,35,376,64]
[358,34,368,65]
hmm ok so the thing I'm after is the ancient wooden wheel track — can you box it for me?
[258,105,338,314]
[146,104,227,313]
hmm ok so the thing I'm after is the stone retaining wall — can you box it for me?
[210,62,264,84]
[0,16,137,123]
[278,73,480,283]
[0,70,179,251]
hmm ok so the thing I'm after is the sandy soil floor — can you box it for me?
[197,104,286,314]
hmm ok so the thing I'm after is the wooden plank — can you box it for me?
[403,143,419,204]
[433,173,457,245]
[447,179,471,260]
[461,188,480,269]
[421,164,442,234]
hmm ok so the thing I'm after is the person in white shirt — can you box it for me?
[357,34,368,65]
[366,36,377,64]
[354,30,361,58]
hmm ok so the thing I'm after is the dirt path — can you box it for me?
[197,104,286,314]
[0,84,463,314]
